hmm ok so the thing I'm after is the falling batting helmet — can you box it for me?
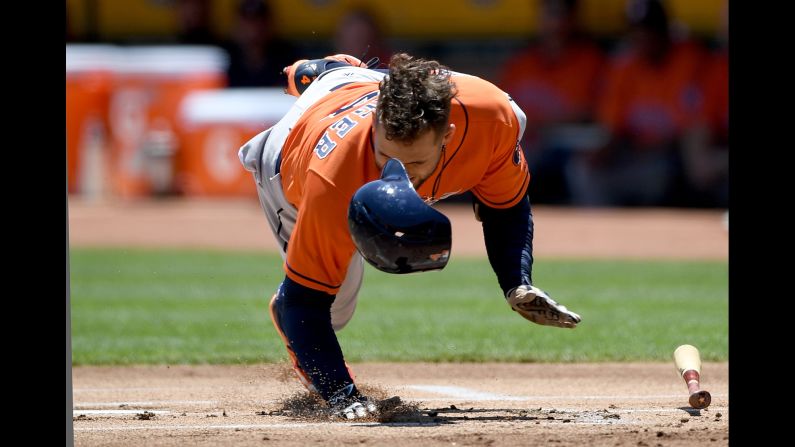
[348,159,452,274]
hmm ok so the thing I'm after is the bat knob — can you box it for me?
[688,390,711,409]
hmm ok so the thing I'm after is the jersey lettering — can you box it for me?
[330,116,358,139]
[353,103,377,118]
[329,91,379,117]
[316,98,376,160]
[314,132,337,159]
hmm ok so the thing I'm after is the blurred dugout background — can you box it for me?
[66,0,728,208]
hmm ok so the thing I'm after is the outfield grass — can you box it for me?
[69,248,728,365]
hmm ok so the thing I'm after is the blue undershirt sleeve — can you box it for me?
[274,276,357,402]
[475,194,534,296]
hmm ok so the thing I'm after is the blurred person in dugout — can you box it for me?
[566,0,707,206]
[226,0,299,87]
[498,0,605,204]
[175,0,219,45]
[333,8,392,68]
[682,0,728,208]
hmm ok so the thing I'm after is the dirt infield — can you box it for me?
[73,362,728,446]
[67,197,728,259]
[69,198,729,445]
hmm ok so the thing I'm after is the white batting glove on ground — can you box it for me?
[506,285,582,328]
[328,384,379,420]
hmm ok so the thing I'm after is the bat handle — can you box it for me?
[683,370,701,394]
[683,370,711,409]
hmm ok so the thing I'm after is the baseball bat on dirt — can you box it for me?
[673,344,711,409]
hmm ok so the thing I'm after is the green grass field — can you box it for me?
[69,248,728,365]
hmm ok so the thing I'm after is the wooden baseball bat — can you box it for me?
[674,344,711,409]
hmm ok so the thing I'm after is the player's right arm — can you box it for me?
[276,171,374,413]
[274,275,375,414]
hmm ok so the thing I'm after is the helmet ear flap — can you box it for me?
[348,159,452,274]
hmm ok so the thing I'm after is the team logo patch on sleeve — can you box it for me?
[512,141,522,166]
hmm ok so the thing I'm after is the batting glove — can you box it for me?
[328,383,378,420]
[506,285,582,329]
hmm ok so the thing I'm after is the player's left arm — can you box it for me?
[470,94,533,296]
[473,96,581,328]
[475,186,582,329]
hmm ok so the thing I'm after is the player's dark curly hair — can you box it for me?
[376,53,457,144]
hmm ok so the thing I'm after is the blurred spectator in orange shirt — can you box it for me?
[682,0,728,207]
[499,0,605,204]
[567,0,708,206]
[226,0,299,87]
[333,8,392,68]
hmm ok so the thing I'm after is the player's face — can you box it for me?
[373,121,456,189]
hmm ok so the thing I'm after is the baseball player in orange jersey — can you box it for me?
[239,53,581,419]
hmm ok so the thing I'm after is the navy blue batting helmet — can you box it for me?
[348,159,452,274]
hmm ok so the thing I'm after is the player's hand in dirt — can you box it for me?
[506,285,582,328]
[334,400,378,420]
[328,383,378,420]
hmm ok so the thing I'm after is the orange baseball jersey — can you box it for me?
[499,41,605,127]
[597,40,707,148]
[699,50,728,146]
[278,73,529,294]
